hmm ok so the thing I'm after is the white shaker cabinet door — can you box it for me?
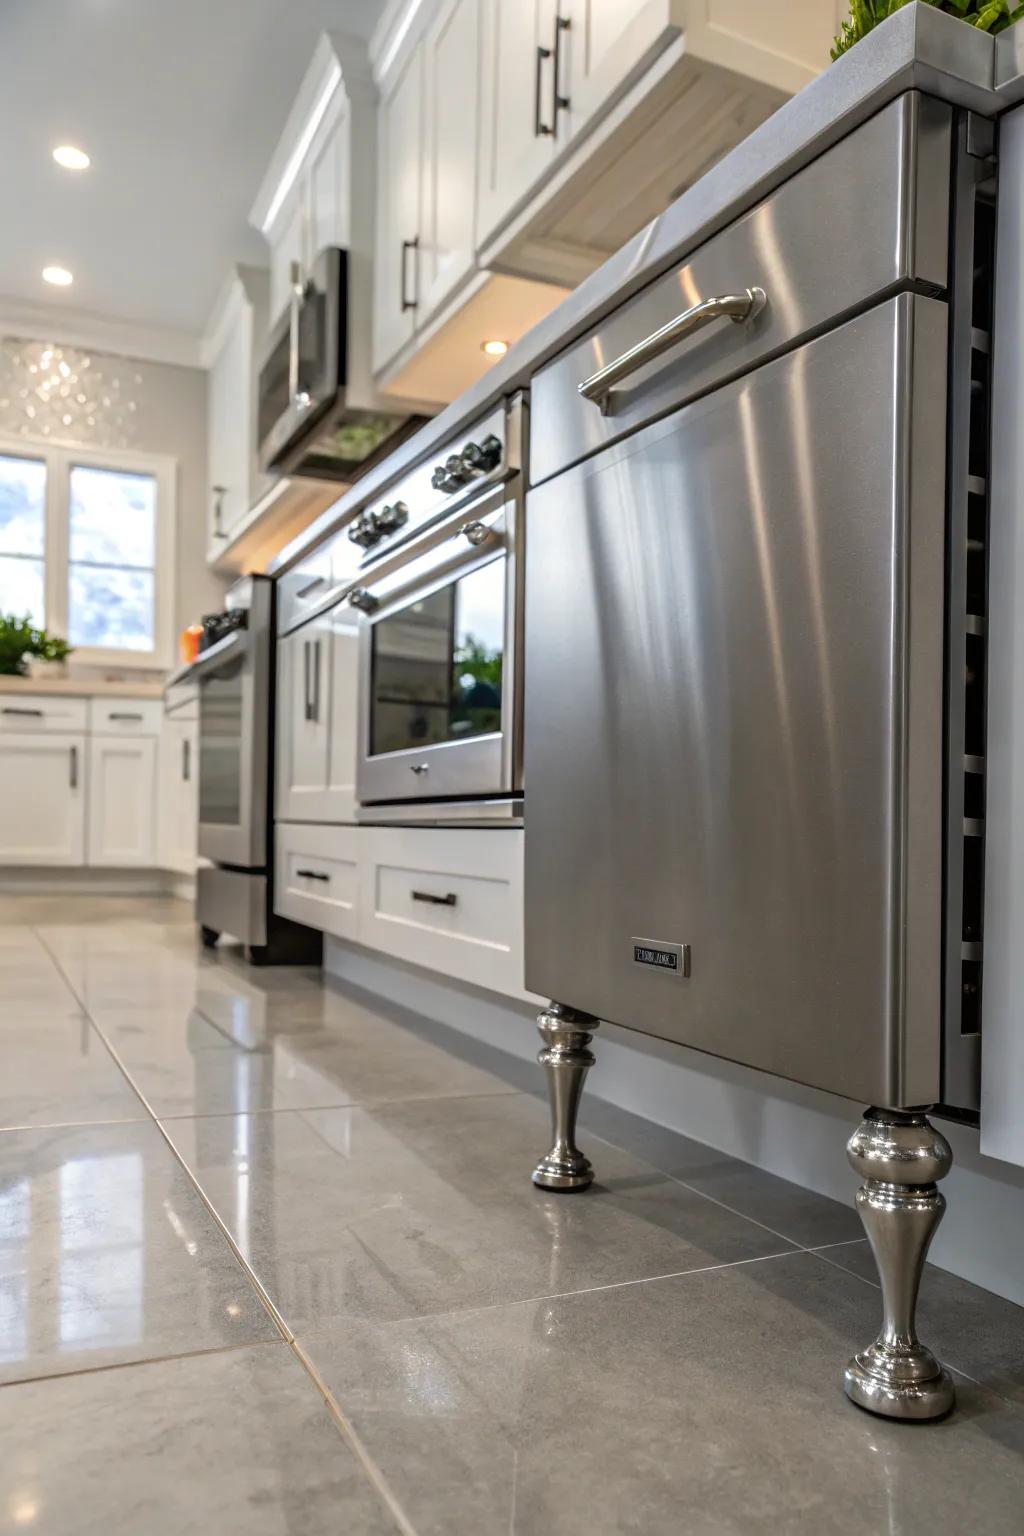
[157,718,198,875]
[326,611,360,825]
[419,0,481,319]
[477,0,559,247]
[0,732,86,865]
[373,46,424,371]
[276,619,332,822]
[87,736,157,867]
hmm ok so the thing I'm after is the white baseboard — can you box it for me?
[0,867,189,898]
[324,937,1024,1308]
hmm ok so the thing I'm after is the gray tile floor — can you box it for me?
[0,896,1021,1533]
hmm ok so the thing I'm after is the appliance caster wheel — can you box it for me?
[532,1002,600,1191]
[200,926,220,949]
[843,1107,956,1422]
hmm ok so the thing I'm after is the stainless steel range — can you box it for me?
[345,397,526,812]
[521,94,995,1422]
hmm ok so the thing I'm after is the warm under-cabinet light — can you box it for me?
[481,339,509,357]
[42,265,73,286]
[52,144,90,171]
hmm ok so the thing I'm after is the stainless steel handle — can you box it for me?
[409,763,429,776]
[109,712,143,722]
[297,575,327,600]
[578,286,768,415]
[288,260,302,403]
[2,706,43,717]
[534,44,553,136]
[182,737,191,782]
[552,15,570,127]
[411,889,457,907]
[401,237,419,312]
[69,745,78,789]
[296,868,329,882]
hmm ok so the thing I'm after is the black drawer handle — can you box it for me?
[296,868,330,882]
[109,711,144,721]
[411,889,458,907]
[2,706,44,717]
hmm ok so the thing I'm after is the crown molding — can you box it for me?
[369,0,431,83]
[0,296,204,369]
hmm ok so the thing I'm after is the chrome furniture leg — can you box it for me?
[532,1003,600,1191]
[844,1107,955,1421]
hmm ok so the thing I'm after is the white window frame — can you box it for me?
[0,433,177,670]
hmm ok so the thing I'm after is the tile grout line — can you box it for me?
[0,1338,282,1394]
[34,926,423,1536]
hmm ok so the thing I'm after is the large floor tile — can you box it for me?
[0,1120,278,1383]
[0,1342,399,1535]
[300,1250,1024,1536]
[582,1097,864,1249]
[0,1016,145,1130]
[163,1094,794,1331]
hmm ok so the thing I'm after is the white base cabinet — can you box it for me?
[0,732,86,865]
[276,611,359,824]
[274,820,529,1001]
[87,736,156,868]
[157,717,198,875]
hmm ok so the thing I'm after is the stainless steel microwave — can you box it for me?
[257,247,425,484]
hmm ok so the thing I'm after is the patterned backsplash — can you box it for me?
[0,337,142,448]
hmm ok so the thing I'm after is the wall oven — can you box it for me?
[344,398,525,806]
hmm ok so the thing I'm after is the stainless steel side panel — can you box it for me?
[531,93,951,485]
[523,294,947,1107]
[196,866,267,946]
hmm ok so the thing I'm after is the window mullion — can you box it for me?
[46,447,70,638]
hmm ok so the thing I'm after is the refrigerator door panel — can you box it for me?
[523,295,947,1108]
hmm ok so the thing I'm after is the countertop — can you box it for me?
[271,2,1023,580]
[0,676,165,699]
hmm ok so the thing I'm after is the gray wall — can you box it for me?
[0,335,226,648]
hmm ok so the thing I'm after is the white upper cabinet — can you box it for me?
[419,0,482,319]
[476,0,560,248]
[373,45,425,370]
[206,266,269,548]
[268,194,307,324]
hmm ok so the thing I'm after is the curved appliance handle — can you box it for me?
[347,511,507,619]
[577,287,767,416]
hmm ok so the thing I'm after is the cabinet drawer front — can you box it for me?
[359,827,526,998]
[530,93,950,484]
[274,823,359,940]
[90,699,162,736]
[0,696,88,733]
[276,545,337,636]
[164,683,198,720]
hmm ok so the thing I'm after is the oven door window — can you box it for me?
[198,656,244,825]
[370,556,505,757]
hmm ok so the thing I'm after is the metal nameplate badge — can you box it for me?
[632,939,690,979]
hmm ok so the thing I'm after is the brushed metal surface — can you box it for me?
[531,93,951,485]
[523,295,947,1108]
[196,866,268,947]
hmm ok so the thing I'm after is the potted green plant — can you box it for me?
[0,614,74,678]
[833,0,1024,59]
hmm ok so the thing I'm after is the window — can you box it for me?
[0,439,175,666]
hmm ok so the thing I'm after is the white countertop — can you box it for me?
[0,676,166,699]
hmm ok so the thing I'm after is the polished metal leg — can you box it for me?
[532,1002,600,1192]
[843,1107,956,1421]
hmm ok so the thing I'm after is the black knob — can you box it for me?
[348,513,378,548]
[430,464,449,490]
[461,434,502,473]
[372,500,409,535]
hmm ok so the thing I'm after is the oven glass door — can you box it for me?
[370,555,505,758]
[194,631,268,868]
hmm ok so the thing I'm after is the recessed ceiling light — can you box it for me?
[52,144,90,171]
[481,339,509,357]
[42,265,73,287]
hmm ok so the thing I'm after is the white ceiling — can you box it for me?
[0,0,385,343]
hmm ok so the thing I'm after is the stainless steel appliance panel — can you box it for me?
[531,92,951,485]
[523,295,947,1108]
[196,865,267,947]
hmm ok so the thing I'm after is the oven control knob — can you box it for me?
[461,434,502,474]
[348,587,379,614]
[372,500,409,535]
[348,513,379,548]
[430,464,449,490]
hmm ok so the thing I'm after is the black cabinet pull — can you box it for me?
[552,15,570,127]
[296,868,330,882]
[109,711,143,722]
[2,706,43,717]
[69,745,78,789]
[182,737,191,782]
[401,236,419,312]
[311,638,321,723]
[302,638,311,722]
[534,43,553,136]
[411,889,458,907]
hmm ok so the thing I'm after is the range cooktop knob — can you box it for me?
[461,434,502,474]
[372,500,409,534]
[348,513,379,548]
[430,464,449,490]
